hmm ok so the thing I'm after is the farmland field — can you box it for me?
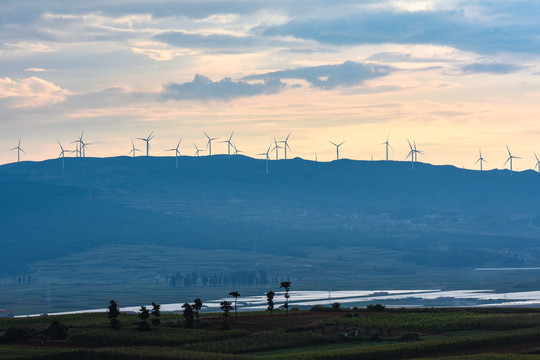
[4,307,540,359]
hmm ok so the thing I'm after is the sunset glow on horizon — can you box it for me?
[2,1,540,171]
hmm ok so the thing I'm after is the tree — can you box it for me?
[182,303,194,328]
[193,298,203,321]
[138,306,151,331]
[107,300,120,330]
[280,281,292,317]
[266,290,275,317]
[229,291,240,320]
[220,300,233,330]
[151,302,161,325]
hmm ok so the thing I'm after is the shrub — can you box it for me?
[367,304,386,312]
[43,320,68,340]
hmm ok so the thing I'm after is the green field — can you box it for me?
[4,307,540,359]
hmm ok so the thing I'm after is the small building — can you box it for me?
[0,309,14,318]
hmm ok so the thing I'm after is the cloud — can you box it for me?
[0,76,71,107]
[160,74,285,101]
[154,31,257,49]
[244,61,393,89]
[462,63,522,74]
[25,67,47,72]
[260,9,540,55]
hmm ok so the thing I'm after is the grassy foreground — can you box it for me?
[3,307,540,359]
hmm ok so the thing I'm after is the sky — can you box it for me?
[1,0,540,170]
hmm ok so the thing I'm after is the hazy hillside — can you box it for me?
[1,155,539,274]
[3,155,540,313]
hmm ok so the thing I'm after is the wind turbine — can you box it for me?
[71,131,85,158]
[57,140,68,170]
[272,137,283,160]
[534,153,540,173]
[128,139,141,157]
[78,131,88,157]
[257,144,272,174]
[79,131,92,158]
[194,142,204,157]
[166,138,182,169]
[80,139,92,158]
[504,145,520,174]
[71,139,80,158]
[204,132,219,156]
[475,148,487,171]
[381,134,392,161]
[220,132,234,158]
[329,140,345,160]
[279,132,292,159]
[406,139,423,168]
[232,142,243,155]
[138,132,155,157]
[10,138,25,163]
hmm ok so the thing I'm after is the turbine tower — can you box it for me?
[204,132,219,156]
[279,132,292,159]
[166,138,182,169]
[504,145,520,174]
[329,140,345,160]
[138,132,155,157]
[193,143,204,157]
[10,138,25,163]
[128,139,141,157]
[57,140,68,170]
[257,144,272,175]
[381,134,391,161]
[475,148,487,171]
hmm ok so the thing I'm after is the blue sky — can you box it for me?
[1,0,540,169]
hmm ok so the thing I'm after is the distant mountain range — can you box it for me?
[1,155,540,274]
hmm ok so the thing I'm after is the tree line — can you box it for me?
[168,269,275,288]
[107,281,292,331]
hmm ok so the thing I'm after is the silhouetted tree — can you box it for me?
[280,281,292,317]
[193,298,203,321]
[229,291,240,320]
[220,300,233,330]
[266,290,275,317]
[182,303,194,328]
[151,302,161,325]
[138,306,151,331]
[107,300,120,330]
